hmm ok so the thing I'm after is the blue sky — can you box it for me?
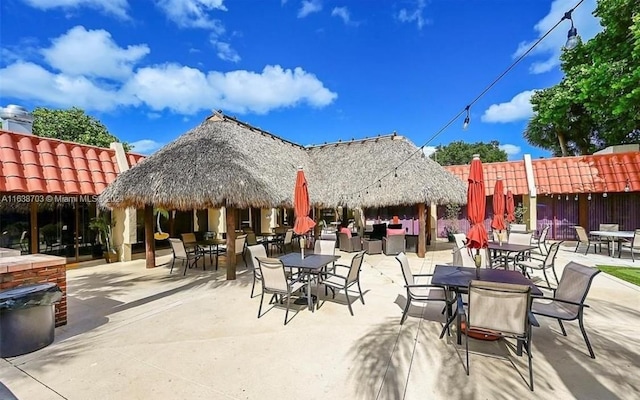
[0,0,602,160]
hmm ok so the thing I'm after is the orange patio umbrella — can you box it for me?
[466,154,488,250]
[506,189,516,223]
[491,177,506,232]
[293,167,316,236]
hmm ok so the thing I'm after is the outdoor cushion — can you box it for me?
[387,228,404,236]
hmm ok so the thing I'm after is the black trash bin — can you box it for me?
[0,282,63,357]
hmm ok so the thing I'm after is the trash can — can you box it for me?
[0,282,63,357]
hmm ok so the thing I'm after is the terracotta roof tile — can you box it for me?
[445,160,529,196]
[0,130,145,196]
[533,152,640,194]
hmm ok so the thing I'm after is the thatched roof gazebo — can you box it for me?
[99,112,466,277]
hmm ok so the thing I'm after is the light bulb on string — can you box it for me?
[574,194,579,201]
[463,106,470,130]
[603,192,608,198]
[394,168,398,178]
[563,11,580,50]
[378,180,382,188]
[588,193,592,201]
[565,194,569,201]
[624,179,631,192]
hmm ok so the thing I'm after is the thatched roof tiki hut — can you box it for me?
[99,112,466,279]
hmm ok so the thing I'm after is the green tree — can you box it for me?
[32,107,130,151]
[526,0,640,155]
[430,140,508,166]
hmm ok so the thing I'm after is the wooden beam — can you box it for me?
[225,205,237,280]
[30,201,38,254]
[418,203,426,258]
[144,205,155,268]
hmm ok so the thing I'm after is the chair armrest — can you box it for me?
[534,297,588,308]
[323,272,347,281]
[413,273,434,277]
[528,311,540,327]
[404,283,444,289]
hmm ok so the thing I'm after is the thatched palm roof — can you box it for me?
[99,113,466,210]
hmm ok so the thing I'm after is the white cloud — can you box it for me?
[499,144,522,157]
[41,26,149,80]
[397,0,428,30]
[422,146,437,157]
[331,7,356,26]
[298,0,322,18]
[513,0,602,74]
[481,90,538,123]
[156,0,227,29]
[0,29,337,115]
[214,42,240,62]
[130,139,164,154]
[22,0,130,19]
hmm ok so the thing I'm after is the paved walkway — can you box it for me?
[1,241,639,399]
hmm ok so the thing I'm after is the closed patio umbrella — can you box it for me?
[293,167,315,236]
[466,154,488,250]
[506,189,515,223]
[491,177,506,232]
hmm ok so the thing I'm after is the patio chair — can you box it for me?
[396,252,451,325]
[573,226,605,255]
[246,244,267,298]
[271,229,294,255]
[599,223,618,255]
[168,238,201,276]
[246,232,261,246]
[383,234,405,256]
[338,232,362,252]
[453,233,467,250]
[620,229,640,261]
[452,246,490,268]
[314,239,337,270]
[180,232,197,250]
[516,241,563,288]
[461,280,538,391]
[255,257,305,325]
[322,251,366,315]
[531,262,601,358]
[530,225,550,256]
[509,223,527,233]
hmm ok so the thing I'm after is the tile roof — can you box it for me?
[534,152,640,195]
[445,151,640,197]
[0,130,145,195]
[445,160,529,196]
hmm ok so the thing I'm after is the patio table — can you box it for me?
[196,239,226,270]
[487,242,536,270]
[432,265,542,344]
[589,230,634,258]
[278,253,340,311]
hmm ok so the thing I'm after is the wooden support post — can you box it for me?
[418,203,426,258]
[225,205,237,280]
[30,201,38,254]
[144,205,155,268]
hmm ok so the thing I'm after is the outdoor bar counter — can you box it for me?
[0,254,67,326]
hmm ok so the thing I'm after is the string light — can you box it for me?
[565,194,569,201]
[562,10,580,49]
[463,106,470,130]
[338,0,585,199]
[625,179,631,192]
[603,192,608,198]
[575,194,579,201]
[588,193,592,201]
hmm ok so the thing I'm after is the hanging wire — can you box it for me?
[342,0,586,199]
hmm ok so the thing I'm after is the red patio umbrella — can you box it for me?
[293,167,316,236]
[491,178,506,232]
[466,155,488,250]
[506,189,515,223]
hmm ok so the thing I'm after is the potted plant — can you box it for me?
[89,214,117,263]
[444,203,461,242]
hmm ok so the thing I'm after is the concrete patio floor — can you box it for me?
[1,241,639,399]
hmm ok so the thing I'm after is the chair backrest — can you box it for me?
[346,251,365,284]
[314,239,336,255]
[555,262,600,316]
[574,226,589,242]
[242,227,254,234]
[453,233,466,249]
[453,246,490,268]
[396,252,414,286]
[539,225,549,241]
[510,224,527,233]
[543,241,562,267]
[508,232,532,245]
[468,280,531,336]
[246,244,267,270]
[246,232,258,246]
[633,229,640,247]
[599,223,619,232]
[274,226,287,235]
[181,233,197,245]
[256,257,288,292]
[235,234,247,255]
[169,238,187,258]
[283,229,293,245]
